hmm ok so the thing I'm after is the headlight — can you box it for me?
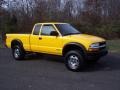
[88,43,100,51]
[90,43,99,49]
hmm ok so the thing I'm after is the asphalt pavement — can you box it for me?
[0,48,120,90]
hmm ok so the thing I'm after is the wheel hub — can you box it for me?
[14,48,20,58]
[68,55,79,70]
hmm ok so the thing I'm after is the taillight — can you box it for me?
[4,35,7,47]
[5,36,7,41]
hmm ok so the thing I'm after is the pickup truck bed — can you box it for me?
[6,34,31,51]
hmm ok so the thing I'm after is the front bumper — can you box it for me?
[86,49,108,60]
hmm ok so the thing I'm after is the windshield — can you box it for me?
[55,24,81,36]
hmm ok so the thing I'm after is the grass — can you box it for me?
[0,42,3,48]
[107,39,120,53]
[0,43,2,48]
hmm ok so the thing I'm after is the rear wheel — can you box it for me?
[65,50,85,72]
[12,45,25,60]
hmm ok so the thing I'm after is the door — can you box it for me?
[30,24,42,52]
[38,24,63,55]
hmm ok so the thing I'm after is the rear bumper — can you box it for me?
[86,49,108,60]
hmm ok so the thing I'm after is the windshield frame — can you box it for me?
[55,24,81,36]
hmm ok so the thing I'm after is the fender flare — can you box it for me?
[62,42,87,56]
[11,39,23,48]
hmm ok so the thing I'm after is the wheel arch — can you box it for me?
[11,39,23,49]
[62,42,87,57]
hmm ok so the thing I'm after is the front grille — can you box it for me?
[99,42,106,46]
[99,42,106,50]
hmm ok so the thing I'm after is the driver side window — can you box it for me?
[41,25,57,36]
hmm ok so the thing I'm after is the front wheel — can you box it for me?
[12,45,25,60]
[65,50,84,72]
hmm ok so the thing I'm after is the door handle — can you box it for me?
[39,37,42,40]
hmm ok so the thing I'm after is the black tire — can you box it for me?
[65,50,85,72]
[12,45,25,60]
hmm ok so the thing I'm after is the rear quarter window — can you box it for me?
[33,24,41,35]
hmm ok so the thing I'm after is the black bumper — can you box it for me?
[86,49,108,60]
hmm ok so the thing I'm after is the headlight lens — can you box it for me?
[90,43,99,49]
[88,43,100,51]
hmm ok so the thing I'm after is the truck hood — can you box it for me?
[65,34,105,43]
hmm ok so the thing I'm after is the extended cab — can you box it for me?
[5,23,108,71]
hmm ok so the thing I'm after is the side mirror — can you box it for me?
[50,31,59,36]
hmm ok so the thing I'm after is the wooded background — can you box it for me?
[0,0,120,39]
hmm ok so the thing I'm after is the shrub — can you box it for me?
[73,23,120,39]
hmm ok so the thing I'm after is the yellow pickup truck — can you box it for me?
[5,23,108,71]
